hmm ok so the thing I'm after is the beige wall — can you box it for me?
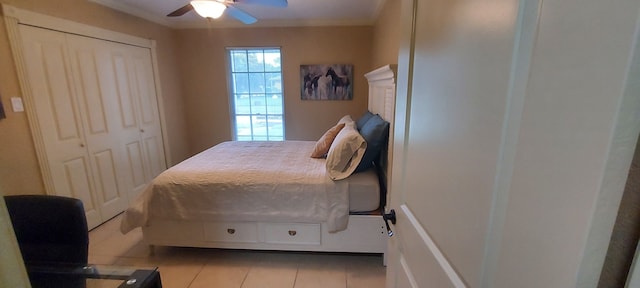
[176,26,374,153]
[175,0,400,154]
[371,0,401,69]
[0,0,189,196]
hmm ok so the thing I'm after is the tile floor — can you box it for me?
[88,215,386,288]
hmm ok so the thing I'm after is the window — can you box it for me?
[228,48,284,141]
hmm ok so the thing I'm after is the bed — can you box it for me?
[120,65,397,262]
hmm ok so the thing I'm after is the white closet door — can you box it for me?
[107,42,149,202]
[18,25,102,228]
[128,46,167,183]
[18,25,167,227]
[65,34,129,221]
[102,41,165,202]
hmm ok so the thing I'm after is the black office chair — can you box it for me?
[4,195,89,265]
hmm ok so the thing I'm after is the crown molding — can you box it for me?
[89,0,174,27]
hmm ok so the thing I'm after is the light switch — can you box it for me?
[11,97,24,112]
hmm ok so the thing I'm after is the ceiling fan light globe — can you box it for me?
[191,1,226,19]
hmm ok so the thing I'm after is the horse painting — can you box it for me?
[325,67,351,100]
[300,64,353,100]
[303,73,322,98]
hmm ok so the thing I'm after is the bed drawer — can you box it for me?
[264,223,321,245]
[204,222,258,243]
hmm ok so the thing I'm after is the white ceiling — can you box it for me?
[89,0,387,29]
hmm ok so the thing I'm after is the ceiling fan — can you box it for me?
[167,0,288,25]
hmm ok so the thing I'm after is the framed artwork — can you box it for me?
[300,64,353,100]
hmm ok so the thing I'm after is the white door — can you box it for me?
[18,26,166,227]
[95,40,158,203]
[386,0,640,287]
[19,25,102,228]
[128,46,167,184]
[65,34,131,220]
[105,42,167,201]
[385,0,520,286]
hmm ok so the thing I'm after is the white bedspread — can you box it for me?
[121,141,350,233]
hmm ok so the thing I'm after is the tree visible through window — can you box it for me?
[228,48,284,141]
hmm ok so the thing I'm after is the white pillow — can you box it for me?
[337,115,354,125]
[325,124,367,180]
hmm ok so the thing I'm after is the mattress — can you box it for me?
[121,141,380,234]
[347,169,380,212]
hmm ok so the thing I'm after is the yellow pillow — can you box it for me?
[310,123,346,158]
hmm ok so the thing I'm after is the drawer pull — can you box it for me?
[288,230,297,236]
[227,228,236,234]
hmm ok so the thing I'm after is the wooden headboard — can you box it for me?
[364,65,397,208]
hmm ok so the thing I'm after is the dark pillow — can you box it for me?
[355,114,389,172]
[356,111,375,131]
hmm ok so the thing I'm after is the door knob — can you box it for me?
[383,209,396,237]
[80,143,85,147]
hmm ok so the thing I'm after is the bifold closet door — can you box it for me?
[18,25,104,228]
[125,44,167,196]
[92,39,167,201]
[65,34,133,222]
[66,36,167,221]
[18,25,166,228]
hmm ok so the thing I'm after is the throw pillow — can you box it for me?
[310,123,346,158]
[326,124,367,180]
[356,111,375,131]
[355,114,389,172]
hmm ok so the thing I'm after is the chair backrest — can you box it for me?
[4,195,89,265]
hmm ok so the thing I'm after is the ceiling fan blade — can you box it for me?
[167,3,194,17]
[236,0,288,7]
[226,6,258,24]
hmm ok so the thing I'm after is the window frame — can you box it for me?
[226,47,285,141]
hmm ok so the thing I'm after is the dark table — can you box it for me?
[25,263,162,288]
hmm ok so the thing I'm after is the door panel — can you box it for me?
[113,54,138,129]
[107,43,158,201]
[63,159,92,202]
[387,0,519,286]
[401,0,516,280]
[32,42,80,141]
[62,157,100,228]
[126,142,147,189]
[389,0,640,287]
[92,149,119,202]
[66,34,129,221]
[91,149,123,217]
[397,205,461,287]
[43,46,80,141]
[397,257,418,288]
[143,136,164,178]
[19,25,101,228]
[133,56,156,125]
[129,47,167,181]
[74,49,108,135]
